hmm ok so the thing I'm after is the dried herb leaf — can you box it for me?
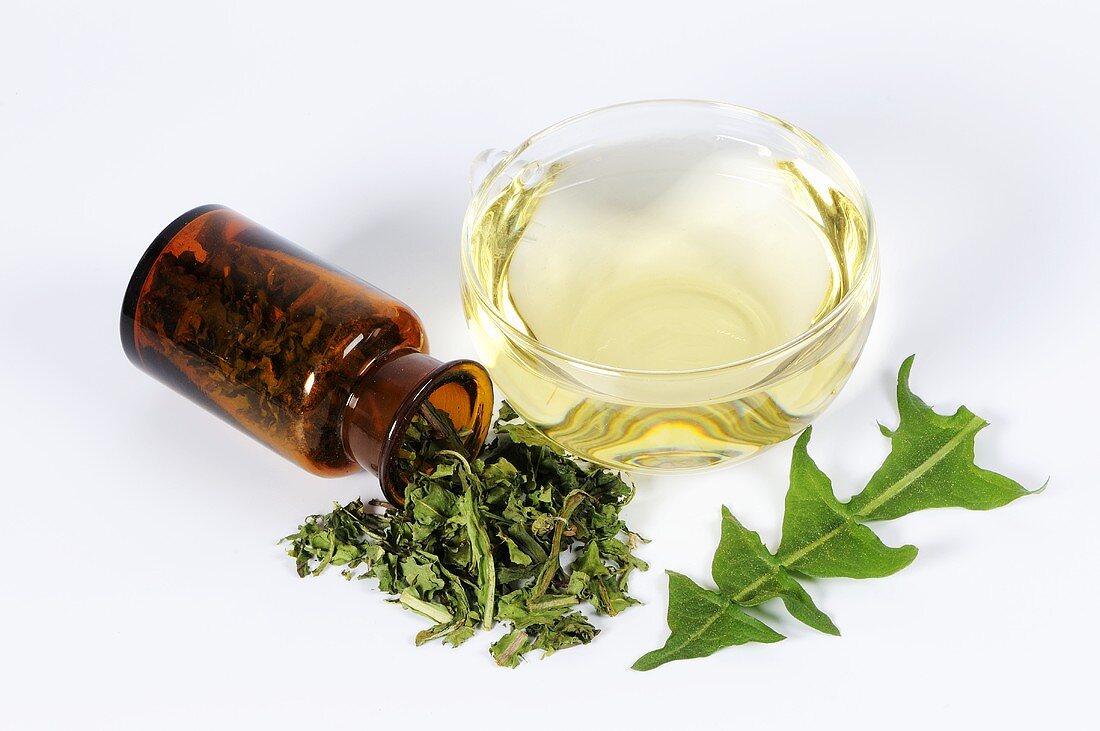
[283,403,644,667]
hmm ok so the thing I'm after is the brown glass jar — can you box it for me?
[121,205,492,503]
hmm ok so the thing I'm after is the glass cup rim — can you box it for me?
[461,98,879,379]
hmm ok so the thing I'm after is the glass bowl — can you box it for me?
[461,100,878,473]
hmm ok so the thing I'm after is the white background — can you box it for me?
[2,1,1096,728]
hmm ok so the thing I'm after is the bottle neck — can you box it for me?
[342,348,493,504]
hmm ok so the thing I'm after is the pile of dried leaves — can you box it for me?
[282,403,647,667]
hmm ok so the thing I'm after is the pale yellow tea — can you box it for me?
[464,136,876,472]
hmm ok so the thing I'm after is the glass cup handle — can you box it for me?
[469,148,510,193]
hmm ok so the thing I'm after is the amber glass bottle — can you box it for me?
[121,205,492,503]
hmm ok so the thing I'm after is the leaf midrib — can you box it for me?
[658,594,733,658]
[732,523,847,602]
[854,415,985,517]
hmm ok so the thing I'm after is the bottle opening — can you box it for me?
[344,351,493,505]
